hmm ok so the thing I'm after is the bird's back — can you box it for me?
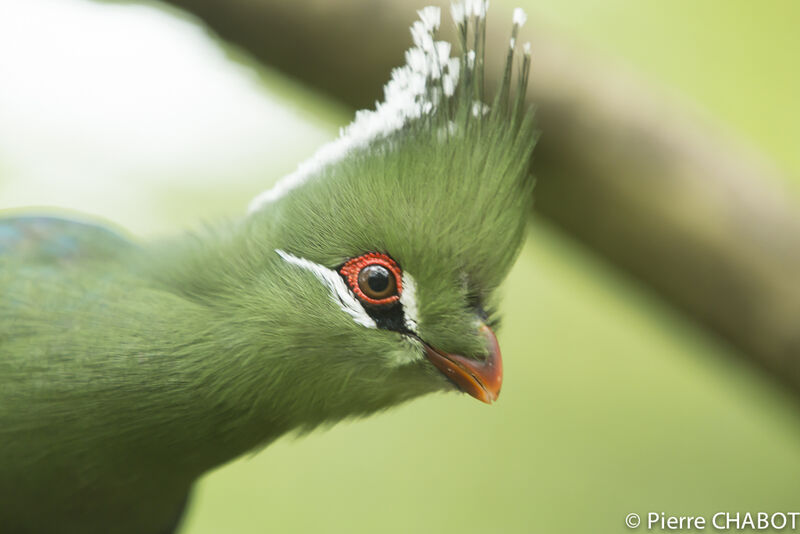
[0,215,190,534]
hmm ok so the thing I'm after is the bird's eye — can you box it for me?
[358,264,395,299]
[340,252,402,305]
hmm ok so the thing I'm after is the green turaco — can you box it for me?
[0,3,536,533]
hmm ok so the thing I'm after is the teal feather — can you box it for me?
[0,4,536,533]
[0,216,133,265]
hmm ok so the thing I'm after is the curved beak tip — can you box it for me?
[423,324,503,404]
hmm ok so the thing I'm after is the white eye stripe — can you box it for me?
[400,272,419,334]
[275,249,376,329]
[275,250,421,336]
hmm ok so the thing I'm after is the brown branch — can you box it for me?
[157,0,800,386]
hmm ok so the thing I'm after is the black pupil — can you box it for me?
[365,266,390,293]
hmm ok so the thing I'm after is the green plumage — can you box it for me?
[0,4,536,533]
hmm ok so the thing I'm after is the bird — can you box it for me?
[0,2,536,533]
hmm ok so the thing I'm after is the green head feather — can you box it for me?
[154,2,538,429]
[237,2,537,413]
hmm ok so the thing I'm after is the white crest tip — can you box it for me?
[463,0,488,19]
[480,0,490,18]
[450,2,466,24]
[471,100,489,117]
[248,0,528,214]
[512,7,527,27]
[467,49,476,68]
[417,6,441,31]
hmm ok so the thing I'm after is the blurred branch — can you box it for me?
[156,0,800,386]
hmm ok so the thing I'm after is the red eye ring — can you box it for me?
[340,252,403,306]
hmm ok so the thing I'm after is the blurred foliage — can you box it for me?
[503,0,800,191]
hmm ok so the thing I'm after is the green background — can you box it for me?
[2,1,799,532]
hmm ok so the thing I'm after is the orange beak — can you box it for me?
[422,324,503,404]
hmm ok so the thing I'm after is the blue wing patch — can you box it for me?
[0,215,134,266]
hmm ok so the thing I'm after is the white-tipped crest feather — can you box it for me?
[512,7,527,27]
[249,1,531,212]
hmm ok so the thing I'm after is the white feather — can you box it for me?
[400,272,420,333]
[466,49,476,68]
[275,249,376,329]
[471,100,489,117]
[450,2,466,25]
[248,4,470,213]
[471,0,489,18]
[442,75,455,97]
[512,7,527,27]
[417,6,441,32]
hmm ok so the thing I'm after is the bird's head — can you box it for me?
[242,2,535,423]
